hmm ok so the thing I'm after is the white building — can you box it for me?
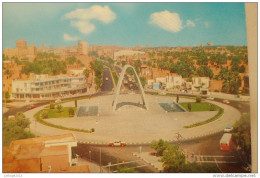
[12,73,87,100]
[192,77,210,91]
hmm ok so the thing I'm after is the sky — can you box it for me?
[2,3,248,49]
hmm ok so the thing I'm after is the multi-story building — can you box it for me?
[3,39,37,61]
[12,73,88,100]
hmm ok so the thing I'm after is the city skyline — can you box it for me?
[3,3,247,49]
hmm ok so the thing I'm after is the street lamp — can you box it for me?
[89,151,91,162]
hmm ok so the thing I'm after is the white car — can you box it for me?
[108,141,126,147]
[105,77,109,81]
[55,99,61,103]
[224,126,233,133]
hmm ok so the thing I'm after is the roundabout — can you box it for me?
[25,93,241,145]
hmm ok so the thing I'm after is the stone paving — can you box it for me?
[24,94,241,145]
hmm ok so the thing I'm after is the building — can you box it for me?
[77,40,88,55]
[12,73,88,100]
[209,80,223,92]
[3,133,90,173]
[3,39,37,61]
[192,77,210,91]
[3,60,29,94]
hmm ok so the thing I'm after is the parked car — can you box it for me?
[105,77,109,81]
[223,100,230,104]
[55,99,62,103]
[108,141,126,147]
[27,105,37,109]
[224,126,233,133]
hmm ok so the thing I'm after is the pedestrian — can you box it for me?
[176,95,179,103]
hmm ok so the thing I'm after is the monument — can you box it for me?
[112,65,148,111]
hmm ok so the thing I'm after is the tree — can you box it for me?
[160,144,186,173]
[151,139,170,156]
[68,107,75,116]
[196,65,214,79]
[56,104,63,113]
[83,68,90,78]
[139,76,146,87]
[4,92,10,102]
[239,65,246,73]
[232,113,251,163]
[41,110,48,119]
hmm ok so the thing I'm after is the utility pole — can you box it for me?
[176,132,183,146]
[99,147,102,173]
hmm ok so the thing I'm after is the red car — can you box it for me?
[27,105,37,109]
[108,141,126,147]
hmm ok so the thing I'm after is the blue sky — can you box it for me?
[3,3,247,49]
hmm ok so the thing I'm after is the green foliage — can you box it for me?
[139,76,146,87]
[91,128,95,132]
[68,107,75,116]
[34,110,91,133]
[184,106,224,128]
[160,144,186,173]
[116,165,138,173]
[153,140,221,173]
[41,110,49,119]
[187,103,191,112]
[4,92,10,102]
[56,104,63,113]
[50,102,55,109]
[196,65,214,79]
[83,68,90,78]
[180,102,219,112]
[90,60,104,91]
[151,139,170,156]
[3,114,34,146]
[195,96,201,103]
[232,113,251,162]
[239,65,246,73]
[22,59,67,75]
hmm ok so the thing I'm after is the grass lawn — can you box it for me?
[34,107,92,133]
[179,102,219,112]
[179,102,224,128]
[43,107,77,118]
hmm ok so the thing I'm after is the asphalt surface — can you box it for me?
[73,132,248,173]
[101,67,114,92]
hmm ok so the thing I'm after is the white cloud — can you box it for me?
[148,10,183,33]
[186,20,195,27]
[63,33,78,41]
[64,5,116,34]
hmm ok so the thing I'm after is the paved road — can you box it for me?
[24,94,241,145]
[101,67,114,92]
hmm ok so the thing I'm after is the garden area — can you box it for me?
[179,96,224,128]
[33,103,94,133]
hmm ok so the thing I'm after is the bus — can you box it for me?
[220,133,232,151]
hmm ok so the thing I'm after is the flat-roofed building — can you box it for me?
[12,73,87,100]
[3,133,90,173]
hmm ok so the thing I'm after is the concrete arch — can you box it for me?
[112,65,148,111]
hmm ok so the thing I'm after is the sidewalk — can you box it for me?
[133,152,163,172]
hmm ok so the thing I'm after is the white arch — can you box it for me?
[112,65,148,111]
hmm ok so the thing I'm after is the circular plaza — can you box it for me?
[25,93,241,145]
